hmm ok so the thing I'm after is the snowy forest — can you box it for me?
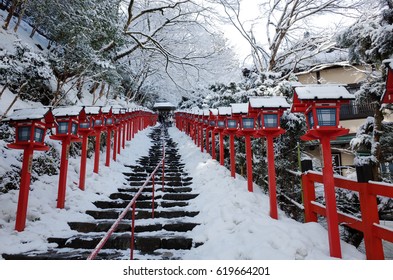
[1,0,393,252]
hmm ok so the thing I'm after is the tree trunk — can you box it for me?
[1,81,27,121]
[0,83,7,98]
[29,25,37,38]
[3,0,17,30]
[13,0,27,32]
[372,102,384,181]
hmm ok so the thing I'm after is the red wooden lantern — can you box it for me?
[84,106,104,174]
[216,107,231,166]
[382,60,393,104]
[291,84,354,259]
[50,106,83,209]
[77,107,94,191]
[3,107,54,231]
[249,96,290,219]
[223,110,239,179]
[231,103,255,192]
[102,106,114,167]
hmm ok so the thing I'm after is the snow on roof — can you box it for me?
[3,107,51,121]
[383,58,393,69]
[101,106,112,113]
[294,85,354,100]
[231,103,249,114]
[153,102,176,109]
[218,107,232,116]
[84,106,101,115]
[203,109,210,116]
[249,96,290,109]
[52,106,83,117]
[209,109,218,116]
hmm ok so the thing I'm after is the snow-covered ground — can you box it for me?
[0,125,366,260]
[169,127,364,260]
[0,126,153,258]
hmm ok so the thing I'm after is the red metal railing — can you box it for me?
[87,142,165,260]
[302,171,393,259]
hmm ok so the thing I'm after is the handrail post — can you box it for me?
[359,182,384,259]
[302,173,318,223]
[152,175,155,219]
[130,202,136,260]
[162,142,165,192]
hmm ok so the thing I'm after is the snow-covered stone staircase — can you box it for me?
[2,126,201,260]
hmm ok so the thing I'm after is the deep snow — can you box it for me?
[0,125,365,260]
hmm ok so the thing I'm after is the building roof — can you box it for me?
[153,102,176,110]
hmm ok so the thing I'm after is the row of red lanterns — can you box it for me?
[175,85,364,259]
[3,105,157,231]
[176,80,393,259]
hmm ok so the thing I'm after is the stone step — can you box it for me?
[109,193,160,200]
[93,200,157,209]
[68,221,198,233]
[2,249,125,260]
[117,187,192,194]
[86,209,199,220]
[162,193,198,201]
[46,234,194,252]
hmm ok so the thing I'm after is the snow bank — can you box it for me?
[0,127,153,258]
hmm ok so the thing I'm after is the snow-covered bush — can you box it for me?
[0,40,53,104]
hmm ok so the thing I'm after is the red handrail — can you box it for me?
[302,171,393,260]
[87,142,165,260]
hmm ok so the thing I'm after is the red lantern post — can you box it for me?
[208,109,218,159]
[292,85,355,258]
[216,107,231,166]
[102,106,114,167]
[50,107,82,209]
[250,96,290,219]
[88,107,104,174]
[223,113,239,178]
[232,103,254,192]
[77,108,94,191]
[3,107,53,231]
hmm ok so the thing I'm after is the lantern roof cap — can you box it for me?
[84,106,101,115]
[52,106,83,117]
[209,108,218,116]
[153,101,176,110]
[231,103,249,114]
[383,58,393,69]
[3,107,52,121]
[203,109,210,116]
[294,85,354,100]
[101,106,112,113]
[249,96,290,109]
[218,107,232,116]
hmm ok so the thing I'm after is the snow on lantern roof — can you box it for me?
[231,103,249,114]
[383,59,393,69]
[209,108,218,116]
[249,96,290,109]
[101,106,112,113]
[294,85,354,100]
[3,107,52,121]
[84,106,101,115]
[218,107,232,116]
[52,106,83,117]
